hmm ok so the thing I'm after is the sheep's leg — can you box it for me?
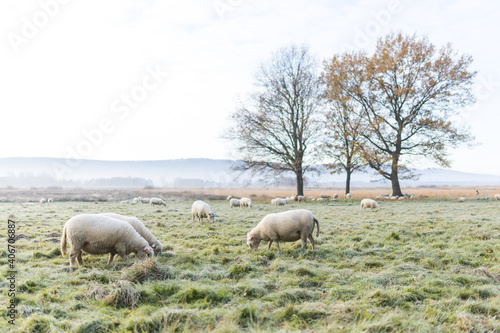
[308,234,315,251]
[77,251,84,266]
[301,234,308,250]
[267,240,273,250]
[69,247,82,267]
[275,241,280,253]
[108,253,116,265]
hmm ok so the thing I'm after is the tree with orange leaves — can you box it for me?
[322,32,476,196]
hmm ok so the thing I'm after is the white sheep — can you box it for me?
[458,197,466,202]
[120,200,129,204]
[61,214,154,267]
[360,198,380,210]
[40,198,47,204]
[345,193,352,199]
[333,193,339,199]
[240,197,253,208]
[320,194,331,200]
[230,198,241,208]
[226,195,233,201]
[274,198,288,206]
[297,195,307,202]
[271,198,277,205]
[316,198,324,201]
[247,209,320,253]
[493,194,500,201]
[132,197,139,204]
[99,213,163,256]
[141,197,150,204]
[192,200,215,222]
[47,198,53,203]
[150,197,166,206]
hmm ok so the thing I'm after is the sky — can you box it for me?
[1,0,499,176]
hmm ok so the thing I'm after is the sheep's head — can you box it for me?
[247,234,261,251]
[152,242,163,256]
[137,246,154,259]
[209,212,215,223]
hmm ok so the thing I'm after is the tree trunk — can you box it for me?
[390,156,403,197]
[345,168,351,195]
[296,170,304,196]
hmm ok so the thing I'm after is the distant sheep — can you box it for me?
[333,193,339,199]
[458,197,466,202]
[297,195,307,202]
[230,198,241,208]
[40,198,47,204]
[247,209,320,253]
[99,213,163,256]
[192,200,215,222]
[132,197,139,204]
[320,194,331,200]
[47,198,53,203]
[345,193,351,199]
[274,198,288,206]
[240,197,253,208]
[494,194,500,201]
[61,214,153,267]
[360,198,380,210]
[150,197,166,206]
[141,197,150,204]
[226,195,233,201]
[120,200,129,204]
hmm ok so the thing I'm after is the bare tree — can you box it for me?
[225,45,322,195]
[319,96,366,195]
[322,32,476,196]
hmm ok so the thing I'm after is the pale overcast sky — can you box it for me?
[1,0,499,175]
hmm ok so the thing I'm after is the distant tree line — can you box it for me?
[226,32,476,196]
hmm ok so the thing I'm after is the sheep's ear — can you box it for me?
[152,244,156,248]
[248,235,253,239]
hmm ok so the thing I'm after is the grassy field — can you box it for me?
[1,197,500,332]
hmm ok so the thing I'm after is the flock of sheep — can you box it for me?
[53,191,500,267]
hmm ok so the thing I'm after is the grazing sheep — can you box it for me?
[247,209,320,253]
[333,193,339,199]
[61,214,154,267]
[458,197,466,202]
[226,195,233,201]
[360,198,380,210]
[271,198,277,205]
[40,198,47,204]
[240,197,253,208]
[132,197,139,204]
[297,195,307,202]
[120,200,129,204]
[150,197,166,206]
[141,197,150,204]
[316,198,324,202]
[398,196,406,200]
[390,196,398,200]
[494,194,500,201]
[192,200,215,222]
[321,194,332,200]
[47,198,53,203]
[345,193,351,199]
[230,198,241,208]
[99,213,163,256]
[274,198,288,206]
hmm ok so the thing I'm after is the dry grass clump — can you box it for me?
[85,280,140,308]
[120,257,174,283]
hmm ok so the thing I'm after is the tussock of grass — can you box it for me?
[85,280,140,308]
[120,258,174,283]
